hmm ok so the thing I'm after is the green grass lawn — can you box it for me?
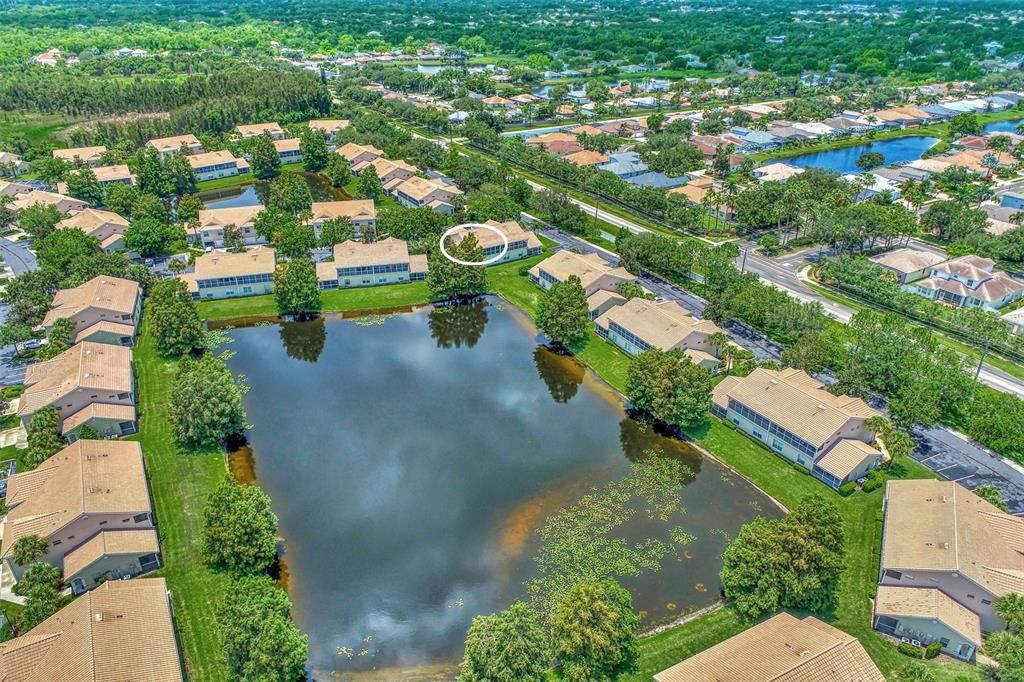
[199,281,432,320]
[128,318,231,682]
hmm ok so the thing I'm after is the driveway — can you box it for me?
[910,425,1024,514]
[0,239,37,275]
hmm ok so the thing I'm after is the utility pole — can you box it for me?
[975,339,990,382]
[741,247,749,274]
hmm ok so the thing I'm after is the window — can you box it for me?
[98,520,108,525]
[981,599,992,605]
[940,638,950,647]
[967,594,975,599]
[52,539,62,546]
[133,513,149,523]
[884,569,904,581]
[117,392,130,400]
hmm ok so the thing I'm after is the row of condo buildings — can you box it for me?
[334,141,465,214]
[182,220,543,299]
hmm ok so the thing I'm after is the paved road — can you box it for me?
[0,239,37,276]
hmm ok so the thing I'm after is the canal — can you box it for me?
[222,300,782,678]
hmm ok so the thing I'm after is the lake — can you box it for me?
[222,300,782,678]
[199,172,351,209]
[783,135,941,174]
[982,117,1024,135]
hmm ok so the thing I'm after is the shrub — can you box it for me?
[924,641,942,659]
[898,642,924,658]
[861,470,884,493]
[838,481,856,497]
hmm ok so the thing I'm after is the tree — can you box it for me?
[131,193,170,224]
[77,424,100,440]
[273,222,317,259]
[355,164,384,200]
[1,269,60,327]
[104,183,141,217]
[25,405,67,469]
[35,228,100,272]
[223,224,246,252]
[37,318,75,361]
[218,575,308,682]
[202,479,278,574]
[248,133,281,179]
[323,153,352,188]
[299,128,329,172]
[973,484,1009,512]
[427,233,488,301]
[124,217,173,257]
[33,156,70,185]
[169,353,247,446]
[149,279,205,356]
[855,151,885,171]
[13,561,69,634]
[268,173,313,215]
[984,594,1024,682]
[549,579,639,681]
[536,274,589,349]
[720,496,845,619]
[626,347,665,414]
[317,217,354,247]
[64,168,104,206]
[132,147,172,196]
[615,281,653,300]
[949,112,982,138]
[16,203,65,241]
[920,200,986,240]
[274,257,321,318]
[651,353,713,428]
[10,535,49,566]
[175,193,204,231]
[458,601,550,682]
[164,153,199,195]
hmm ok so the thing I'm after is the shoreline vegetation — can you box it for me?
[184,252,975,681]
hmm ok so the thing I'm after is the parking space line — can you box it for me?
[934,464,960,473]
[917,453,943,463]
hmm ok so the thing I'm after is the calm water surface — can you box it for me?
[199,172,351,209]
[783,135,940,173]
[223,300,781,679]
[982,117,1024,134]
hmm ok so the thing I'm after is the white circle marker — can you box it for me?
[439,223,508,266]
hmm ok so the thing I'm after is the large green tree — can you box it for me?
[64,167,104,206]
[37,317,75,361]
[355,165,384,200]
[268,173,313,215]
[984,594,1024,682]
[427,233,488,301]
[25,406,67,469]
[458,601,550,682]
[17,203,65,242]
[549,579,639,681]
[12,561,69,634]
[10,535,49,566]
[202,479,278,574]
[124,217,174,257]
[299,127,329,172]
[536,274,589,349]
[169,353,248,446]
[720,495,845,618]
[248,133,282,179]
[149,279,205,357]
[218,575,308,682]
[626,349,712,427]
[273,257,321,318]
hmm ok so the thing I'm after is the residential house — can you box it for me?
[711,368,883,489]
[145,134,204,159]
[942,149,1016,176]
[482,95,516,109]
[905,254,1024,310]
[445,220,542,264]
[354,157,417,185]
[595,298,726,371]
[11,189,88,214]
[597,151,649,179]
[53,146,107,167]
[877,479,1024,659]
[528,250,636,296]
[56,208,130,252]
[41,275,142,346]
[654,612,883,682]
[0,578,183,681]
[668,178,735,222]
[868,248,947,284]
[308,119,351,142]
[59,164,136,194]
[319,238,427,289]
[629,172,687,189]
[0,180,32,198]
[193,205,265,248]
[392,175,463,214]
[235,122,288,140]
[844,173,902,203]
[18,342,136,440]
[545,140,584,156]
[273,138,303,165]
[0,152,28,177]
[586,289,627,319]
[526,132,578,150]
[564,150,610,167]
[183,246,276,300]
[1001,306,1024,334]
[979,203,1020,236]
[186,150,250,182]
[306,200,377,238]
[1,440,157,588]
[753,162,804,183]
[336,142,385,167]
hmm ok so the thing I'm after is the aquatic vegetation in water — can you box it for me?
[526,449,692,615]
[695,583,708,592]
[354,314,396,327]
[337,646,354,660]
[669,527,696,550]
[666,602,677,611]
[203,328,235,350]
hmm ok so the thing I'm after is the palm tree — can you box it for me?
[11,535,49,566]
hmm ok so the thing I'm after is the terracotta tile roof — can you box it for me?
[875,586,982,646]
[73,320,137,345]
[336,142,384,162]
[197,204,264,229]
[146,134,202,153]
[527,251,635,291]
[447,220,541,252]
[60,402,136,435]
[0,578,182,681]
[586,289,626,310]
[19,343,133,417]
[869,248,947,274]
[564,150,610,166]
[308,119,350,134]
[394,175,462,201]
[273,138,301,153]
[56,208,128,233]
[62,529,159,580]
[42,276,140,328]
[235,122,285,137]
[52,146,106,163]
[192,247,276,280]
[1,440,150,559]
[185,150,248,172]
[85,165,134,184]
[595,298,723,352]
[654,612,884,681]
[333,237,411,268]
[711,368,879,448]
[882,480,1024,597]
[10,190,87,213]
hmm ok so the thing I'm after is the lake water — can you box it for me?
[222,300,781,678]
[783,135,941,174]
[199,172,351,209]
[982,117,1024,135]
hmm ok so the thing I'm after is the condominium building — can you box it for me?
[186,150,250,182]
[56,208,130,252]
[444,220,542,264]
[192,204,265,249]
[41,275,142,346]
[595,298,725,371]
[52,145,107,167]
[318,237,427,289]
[235,122,287,140]
[306,200,377,237]
[183,246,276,300]
[146,133,204,158]
[527,250,636,296]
